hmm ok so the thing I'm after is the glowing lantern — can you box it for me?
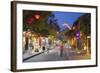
[34,12,40,20]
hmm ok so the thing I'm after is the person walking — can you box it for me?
[60,43,64,57]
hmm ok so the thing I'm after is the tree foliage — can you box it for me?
[23,10,60,37]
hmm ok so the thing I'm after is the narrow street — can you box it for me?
[22,11,91,63]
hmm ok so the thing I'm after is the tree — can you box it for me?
[23,10,60,37]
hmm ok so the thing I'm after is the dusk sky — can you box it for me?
[52,11,85,31]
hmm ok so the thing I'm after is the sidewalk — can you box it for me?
[23,48,53,62]
[23,49,44,62]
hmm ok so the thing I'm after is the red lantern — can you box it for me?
[35,14,40,19]
[34,12,40,20]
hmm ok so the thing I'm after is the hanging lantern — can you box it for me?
[34,12,40,20]
[35,14,40,19]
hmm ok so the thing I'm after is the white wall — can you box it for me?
[0,0,99,73]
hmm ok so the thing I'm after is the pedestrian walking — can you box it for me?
[60,43,64,57]
[42,46,45,51]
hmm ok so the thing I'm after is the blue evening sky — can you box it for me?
[52,11,85,31]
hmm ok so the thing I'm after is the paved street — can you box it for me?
[24,46,90,62]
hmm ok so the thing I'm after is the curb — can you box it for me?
[23,51,44,62]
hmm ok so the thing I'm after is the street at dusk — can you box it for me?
[22,10,91,62]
